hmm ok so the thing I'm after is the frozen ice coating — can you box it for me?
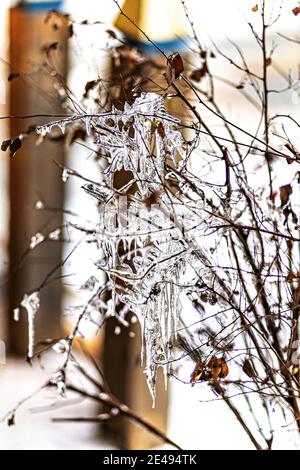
[20,291,40,359]
[35,200,45,210]
[35,93,214,401]
[30,232,45,250]
[61,168,70,182]
[48,228,61,241]
[80,275,98,291]
[13,308,20,322]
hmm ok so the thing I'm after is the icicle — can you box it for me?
[34,92,192,401]
[36,126,48,137]
[20,291,40,359]
[85,117,92,136]
[57,122,66,134]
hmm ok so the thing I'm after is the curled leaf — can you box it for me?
[9,137,22,158]
[8,72,20,82]
[1,139,11,151]
[106,29,117,39]
[242,359,256,378]
[166,53,184,82]
[279,184,292,208]
[207,356,229,380]
[189,63,208,82]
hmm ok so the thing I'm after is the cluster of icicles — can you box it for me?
[20,93,210,401]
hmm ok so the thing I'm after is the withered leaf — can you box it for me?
[143,190,161,209]
[286,271,296,283]
[252,4,259,12]
[8,72,20,82]
[284,141,299,162]
[7,414,15,427]
[67,24,74,38]
[84,79,99,97]
[279,184,292,207]
[157,122,165,139]
[208,356,229,379]
[286,156,294,165]
[105,118,115,127]
[70,128,86,143]
[189,63,208,82]
[128,124,135,139]
[242,359,256,378]
[9,137,22,158]
[266,57,272,67]
[292,7,300,15]
[1,139,11,151]
[172,53,184,78]
[166,53,184,82]
[106,29,117,39]
[190,360,205,384]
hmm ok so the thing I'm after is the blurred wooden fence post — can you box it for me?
[8,1,68,354]
[102,0,191,450]
[0,5,9,352]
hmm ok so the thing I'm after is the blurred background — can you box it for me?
[0,0,300,450]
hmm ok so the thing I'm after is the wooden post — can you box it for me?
[0,4,9,353]
[8,2,68,355]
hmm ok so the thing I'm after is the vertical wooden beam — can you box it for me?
[8,3,68,355]
[0,4,9,354]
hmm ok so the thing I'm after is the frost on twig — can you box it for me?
[36,92,212,400]
[20,291,40,360]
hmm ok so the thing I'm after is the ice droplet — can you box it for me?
[52,339,69,354]
[20,291,40,359]
[48,228,61,241]
[62,168,69,182]
[30,232,45,250]
[35,200,45,210]
[13,308,20,322]
[36,126,47,137]
[50,371,66,395]
[114,326,121,335]
[99,392,109,401]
